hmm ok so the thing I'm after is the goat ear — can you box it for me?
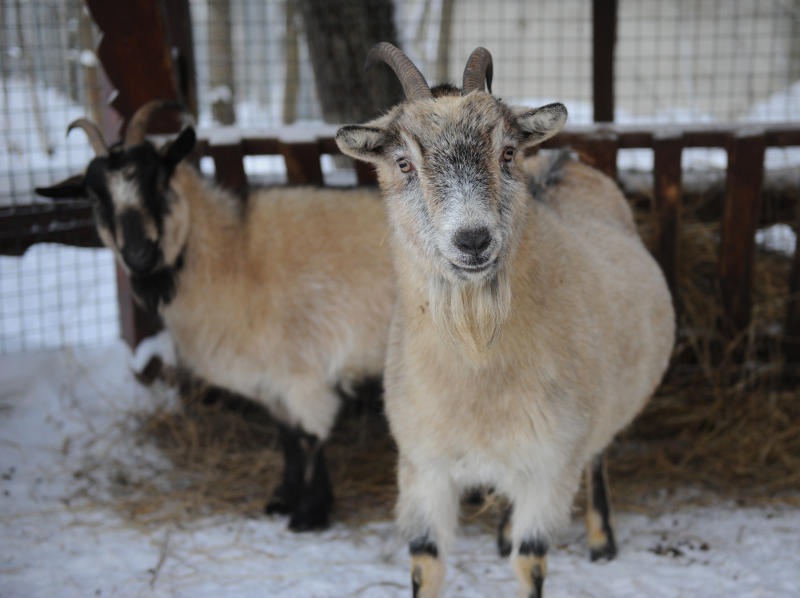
[35,174,87,200]
[162,126,196,168]
[335,125,387,163]
[514,103,567,147]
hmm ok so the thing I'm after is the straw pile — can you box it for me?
[101,186,799,527]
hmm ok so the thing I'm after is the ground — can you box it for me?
[1,342,799,597]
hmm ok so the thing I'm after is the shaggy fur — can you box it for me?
[37,132,394,530]
[338,76,674,596]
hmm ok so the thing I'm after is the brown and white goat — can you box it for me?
[37,101,394,531]
[336,44,674,597]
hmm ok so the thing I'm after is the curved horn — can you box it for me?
[67,118,109,157]
[462,47,493,95]
[365,42,432,101]
[124,99,182,148]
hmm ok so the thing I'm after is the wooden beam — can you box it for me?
[85,0,181,135]
[652,131,683,297]
[592,0,617,123]
[280,141,324,185]
[718,129,767,333]
[578,131,618,181]
[208,142,249,198]
[0,203,99,256]
[785,215,800,367]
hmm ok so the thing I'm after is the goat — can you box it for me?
[336,44,674,597]
[36,101,395,531]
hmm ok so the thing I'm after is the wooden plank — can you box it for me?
[208,142,249,198]
[162,0,198,120]
[84,0,192,349]
[652,131,683,296]
[785,216,800,367]
[577,132,618,180]
[0,203,99,256]
[280,141,324,185]
[718,129,767,333]
[592,0,617,123]
[85,0,181,134]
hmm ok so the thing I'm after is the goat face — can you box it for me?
[337,92,566,284]
[37,126,196,277]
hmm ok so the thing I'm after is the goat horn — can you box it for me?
[67,118,109,157]
[365,42,432,101]
[124,99,183,148]
[462,47,493,95]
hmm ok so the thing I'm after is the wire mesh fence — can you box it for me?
[1,0,798,353]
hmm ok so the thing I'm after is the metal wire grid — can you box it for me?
[191,0,593,129]
[616,0,799,122]
[1,0,798,354]
[0,1,118,353]
[0,244,118,353]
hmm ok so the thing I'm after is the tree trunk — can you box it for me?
[207,0,236,125]
[297,0,403,124]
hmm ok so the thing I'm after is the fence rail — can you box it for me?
[3,121,799,349]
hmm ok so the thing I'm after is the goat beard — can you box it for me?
[428,267,511,365]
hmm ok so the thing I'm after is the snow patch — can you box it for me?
[1,344,799,597]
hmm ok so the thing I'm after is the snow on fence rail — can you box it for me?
[2,120,799,355]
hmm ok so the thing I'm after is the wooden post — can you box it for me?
[718,129,766,333]
[592,0,617,123]
[85,0,197,348]
[785,214,800,369]
[581,132,618,181]
[280,142,324,185]
[652,130,683,296]
[209,142,249,198]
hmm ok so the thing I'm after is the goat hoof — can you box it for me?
[497,506,512,557]
[264,486,293,515]
[589,540,617,562]
[498,535,512,558]
[288,500,332,532]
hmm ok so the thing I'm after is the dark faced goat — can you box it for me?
[37,101,394,531]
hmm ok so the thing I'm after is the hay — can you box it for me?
[97,191,799,528]
[103,385,398,526]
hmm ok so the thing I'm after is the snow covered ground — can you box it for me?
[1,342,799,598]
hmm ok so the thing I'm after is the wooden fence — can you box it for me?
[0,0,798,365]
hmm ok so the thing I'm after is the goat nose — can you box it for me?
[122,241,158,273]
[454,227,492,256]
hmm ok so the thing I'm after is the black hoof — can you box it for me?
[497,506,512,557]
[288,500,331,532]
[264,485,293,515]
[498,535,512,558]
[590,540,618,562]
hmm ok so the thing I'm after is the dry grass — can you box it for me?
[99,194,799,528]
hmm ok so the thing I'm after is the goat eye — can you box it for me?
[502,147,515,162]
[396,158,413,173]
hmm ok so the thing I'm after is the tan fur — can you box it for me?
[513,554,547,598]
[338,87,674,596]
[411,554,445,598]
[157,165,394,438]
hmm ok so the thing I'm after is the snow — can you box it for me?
[2,342,800,597]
